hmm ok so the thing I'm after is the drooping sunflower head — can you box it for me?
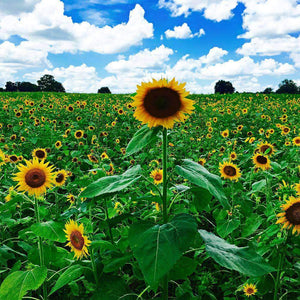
[87,154,99,164]
[64,219,91,260]
[252,153,271,170]
[13,157,55,196]
[150,169,163,185]
[243,283,257,297]
[132,78,194,129]
[219,161,241,182]
[54,170,68,187]
[32,148,47,160]
[256,141,275,156]
[276,196,300,235]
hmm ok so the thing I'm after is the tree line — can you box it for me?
[1,76,299,94]
[214,79,300,94]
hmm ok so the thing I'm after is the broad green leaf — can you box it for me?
[31,221,66,243]
[191,186,212,212]
[81,165,142,198]
[49,265,83,296]
[169,256,197,280]
[103,254,132,273]
[250,179,266,194]
[129,214,197,290]
[125,125,160,157]
[241,214,263,237]
[199,230,275,276]
[217,218,240,238]
[0,266,47,300]
[175,159,229,209]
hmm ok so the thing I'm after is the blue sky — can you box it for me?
[0,0,299,93]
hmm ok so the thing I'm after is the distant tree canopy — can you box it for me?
[98,87,111,94]
[214,80,235,94]
[262,87,273,94]
[2,75,65,92]
[37,74,65,92]
[276,79,299,94]
[5,81,18,92]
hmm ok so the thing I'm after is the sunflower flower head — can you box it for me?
[150,169,163,185]
[243,283,257,297]
[64,220,91,260]
[13,157,55,197]
[276,196,300,235]
[132,78,194,129]
[219,161,241,182]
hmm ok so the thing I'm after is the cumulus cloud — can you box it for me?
[165,23,205,39]
[24,64,101,93]
[158,0,239,21]
[0,1,153,54]
[105,45,174,75]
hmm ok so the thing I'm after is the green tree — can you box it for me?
[37,75,65,92]
[262,87,273,94]
[98,87,111,94]
[276,79,298,94]
[214,80,235,94]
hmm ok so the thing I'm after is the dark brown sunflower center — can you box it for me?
[25,168,46,188]
[70,230,84,250]
[260,145,271,154]
[257,155,267,164]
[143,87,181,118]
[155,174,162,181]
[286,203,300,225]
[35,150,46,159]
[76,131,82,137]
[10,155,18,162]
[295,138,300,144]
[246,288,254,294]
[283,128,289,132]
[56,173,64,183]
[223,166,237,177]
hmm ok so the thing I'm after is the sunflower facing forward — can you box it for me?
[276,196,300,235]
[219,161,241,182]
[243,283,257,297]
[252,153,271,170]
[150,169,163,185]
[132,78,194,129]
[64,219,91,259]
[14,157,55,196]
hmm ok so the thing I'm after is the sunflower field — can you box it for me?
[0,81,299,300]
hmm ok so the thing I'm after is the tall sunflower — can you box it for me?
[276,196,300,235]
[252,153,271,170]
[64,220,91,259]
[14,157,55,196]
[132,78,194,129]
[219,161,241,182]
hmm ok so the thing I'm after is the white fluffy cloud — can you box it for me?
[24,64,101,93]
[236,0,300,63]
[158,0,239,21]
[97,47,295,93]
[0,1,153,55]
[105,45,173,74]
[165,23,205,39]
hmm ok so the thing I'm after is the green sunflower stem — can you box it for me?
[273,250,285,300]
[89,204,99,287]
[104,197,114,244]
[34,196,47,300]
[162,128,168,224]
[162,128,168,300]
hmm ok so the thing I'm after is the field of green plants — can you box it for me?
[0,88,299,300]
